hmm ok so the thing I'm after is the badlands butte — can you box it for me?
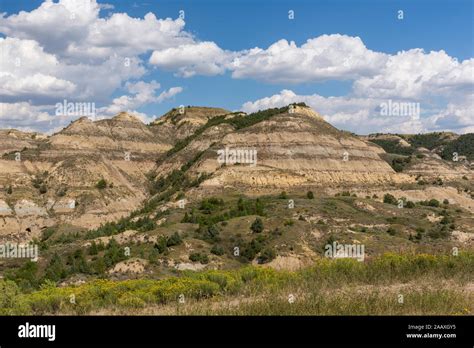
[0,104,473,276]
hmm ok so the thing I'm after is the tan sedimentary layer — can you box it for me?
[190,109,410,188]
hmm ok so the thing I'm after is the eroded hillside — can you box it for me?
[0,105,472,289]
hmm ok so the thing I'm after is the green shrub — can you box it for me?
[88,241,99,255]
[154,237,168,254]
[251,217,264,233]
[195,224,221,243]
[428,199,440,207]
[279,191,288,199]
[166,232,183,247]
[258,248,276,264]
[96,179,107,190]
[307,191,314,199]
[387,227,397,236]
[415,230,423,240]
[393,163,404,172]
[241,238,264,261]
[210,245,225,256]
[199,197,225,214]
[383,194,397,205]
[428,227,450,239]
[189,252,209,264]
[182,212,191,223]
[43,253,68,282]
[39,185,47,194]
[0,280,31,314]
[40,228,56,242]
[4,260,39,290]
[103,240,127,268]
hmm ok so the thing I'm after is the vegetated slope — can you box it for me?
[367,132,473,176]
[441,133,474,161]
[150,106,231,141]
[1,252,472,315]
[368,132,474,160]
[1,104,473,316]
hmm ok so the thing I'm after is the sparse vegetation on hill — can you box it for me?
[163,105,293,159]
[441,133,474,161]
[369,138,414,156]
[0,104,472,317]
[369,132,474,161]
[405,133,451,150]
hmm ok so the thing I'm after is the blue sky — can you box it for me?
[0,0,473,134]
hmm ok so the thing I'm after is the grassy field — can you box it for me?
[1,252,472,315]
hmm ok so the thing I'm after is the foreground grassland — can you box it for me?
[1,252,472,315]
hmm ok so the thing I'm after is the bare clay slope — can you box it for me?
[0,107,233,241]
[0,113,163,240]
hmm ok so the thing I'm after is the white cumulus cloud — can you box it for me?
[150,41,233,77]
[353,49,474,99]
[232,35,388,83]
[99,81,182,115]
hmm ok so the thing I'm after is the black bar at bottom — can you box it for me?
[0,316,472,346]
